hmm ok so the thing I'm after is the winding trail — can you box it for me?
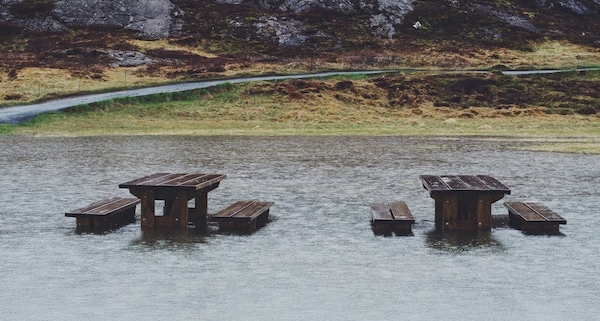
[0,71,394,124]
[1,68,598,124]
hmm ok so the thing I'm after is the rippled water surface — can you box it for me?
[1,136,599,320]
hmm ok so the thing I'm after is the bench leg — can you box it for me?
[76,217,91,228]
[393,222,413,236]
[256,210,270,228]
[371,221,393,236]
[232,219,255,234]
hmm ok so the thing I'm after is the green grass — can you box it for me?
[0,124,14,134]
[5,74,600,153]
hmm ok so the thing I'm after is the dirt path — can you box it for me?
[0,71,390,124]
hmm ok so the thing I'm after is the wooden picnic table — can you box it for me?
[420,175,511,230]
[119,173,226,228]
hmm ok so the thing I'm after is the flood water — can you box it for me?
[1,135,599,320]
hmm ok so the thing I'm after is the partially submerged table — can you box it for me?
[119,173,226,228]
[420,175,511,231]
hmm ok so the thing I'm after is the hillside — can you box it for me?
[1,0,600,107]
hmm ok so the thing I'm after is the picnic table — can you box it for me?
[119,173,226,228]
[420,175,511,230]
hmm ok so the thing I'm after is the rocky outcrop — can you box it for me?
[1,0,184,39]
[1,0,599,42]
[537,0,598,14]
[218,0,417,39]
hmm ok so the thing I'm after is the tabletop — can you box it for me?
[119,173,227,191]
[419,175,511,194]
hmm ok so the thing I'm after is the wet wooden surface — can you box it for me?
[65,197,140,230]
[505,201,566,233]
[211,200,274,234]
[370,201,415,235]
[420,175,511,231]
[119,173,226,228]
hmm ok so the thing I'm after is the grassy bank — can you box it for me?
[4,72,600,153]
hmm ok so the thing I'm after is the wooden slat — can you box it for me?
[120,173,226,189]
[441,175,471,190]
[476,175,511,193]
[420,175,450,191]
[66,197,121,216]
[458,175,490,190]
[176,174,224,187]
[82,197,138,215]
[505,202,545,222]
[119,173,173,187]
[389,202,414,221]
[157,173,203,186]
[234,202,273,219]
[212,201,254,218]
[65,197,139,217]
[370,202,394,221]
[421,175,510,194]
[526,202,567,224]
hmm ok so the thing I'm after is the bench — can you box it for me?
[210,200,274,234]
[65,197,140,231]
[504,201,566,234]
[370,201,415,235]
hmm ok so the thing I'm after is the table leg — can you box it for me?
[190,193,208,229]
[433,194,458,230]
[139,190,156,228]
[442,194,458,230]
[434,197,443,230]
[476,194,493,229]
[168,191,189,228]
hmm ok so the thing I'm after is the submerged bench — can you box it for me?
[504,201,566,234]
[65,197,140,231]
[370,201,415,235]
[210,200,274,234]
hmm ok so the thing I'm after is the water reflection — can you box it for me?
[133,227,210,248]
[425,230,506,254]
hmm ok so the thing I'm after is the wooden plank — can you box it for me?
[526,202,567,224]
[119,173,173,187]
[505,202,545,222]
[176,174,226,188]
[370,202,393,221]
[82,197,139,215]
[476,175,511,193]
[158,173,204,186]
[389,202,414,222]
[65,197,121,216]
[65,197,139,217]
[441,175,472,190]
[212,201,254,218]
[458,175,490,191]
[120,173,226,191]
[234,202,273,219]
[420,175,450,192]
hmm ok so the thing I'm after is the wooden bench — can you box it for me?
[210,200,274,234]
[370,201,415,235]
[504,201,566,234]
[65,197,140,231]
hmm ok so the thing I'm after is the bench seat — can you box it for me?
[210,200,274,234]
[370,201,415,235]
[65,197,140,231]
[504,201,566,234]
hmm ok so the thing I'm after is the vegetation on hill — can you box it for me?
[1,0,600,149]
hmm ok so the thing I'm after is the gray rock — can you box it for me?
[253,16,308,46]
[1,0,183,39]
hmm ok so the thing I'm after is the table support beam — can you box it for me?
[139,189,155,229]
